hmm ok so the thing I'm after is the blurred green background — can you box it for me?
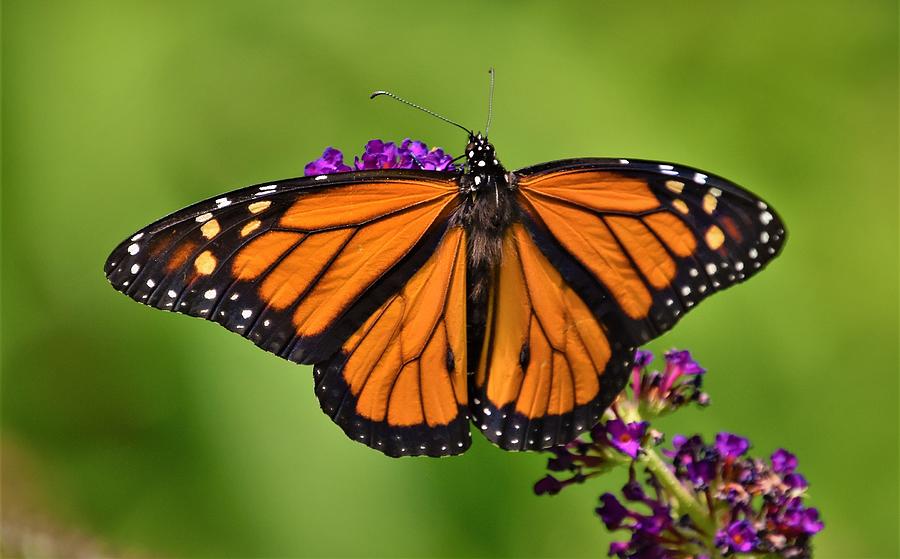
[3,1,897,557]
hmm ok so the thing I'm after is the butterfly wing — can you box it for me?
[105,170,461,363]
[514,158,787,344]
[472,158,785,450]
[314,227,470,457]
[105,170,471,456]
[473,223,635,450]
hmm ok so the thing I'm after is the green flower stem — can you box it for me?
[640,446,716,536]
[616,400,717,538]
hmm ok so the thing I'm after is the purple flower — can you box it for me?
[303,138,456,177]
[783,472,808,491]
[660,350,706,394]
[715,432,750,460]
[608,541,629,557]
[596,493,630,529]
[771,448,798,474]
[634,349,654,368]
[605,419,647,458]
[354,139,401,170]
[533,349,823,558]
[304,147,352,175]
[398,138,455,170]
[665,350,706,375]
[776,498,824,535]
[534,475,564,496]
[715,520,758,553]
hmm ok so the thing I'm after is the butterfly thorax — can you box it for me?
[454,133,517,305]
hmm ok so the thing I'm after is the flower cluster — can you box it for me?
[631,349,709,417]
[534,349,823,558]
[304,139,456,176]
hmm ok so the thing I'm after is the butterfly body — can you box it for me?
[106,137,785,458]
[455,133,517,302]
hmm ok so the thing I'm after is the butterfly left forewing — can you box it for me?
[513,158,787,345]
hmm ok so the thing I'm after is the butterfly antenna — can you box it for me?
[485,67,495,136]
[370,90,472,136]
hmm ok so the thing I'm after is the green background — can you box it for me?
[3,1,897,557]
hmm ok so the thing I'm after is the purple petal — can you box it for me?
[634,349,654,368]
[608,541,629,557]
[596,493,630,529]
[606,419,647,458]
[715,432,750,460]
[534,475,563,496]
[771,448,798,474]
[715,520,758,553]
[304,147,352,176]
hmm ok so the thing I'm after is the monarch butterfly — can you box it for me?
[104,77,786,457]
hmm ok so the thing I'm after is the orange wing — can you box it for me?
[314,227,470,456]
[472,223,634,450]
[514,159,787,344]
[105,172,461,365]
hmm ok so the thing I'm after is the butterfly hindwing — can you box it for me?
[314,227,470,457]
[472,223,634,450]
[104,171,461,366]
[514,158,787,345]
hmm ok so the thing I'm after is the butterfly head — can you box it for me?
[464,132,505,179]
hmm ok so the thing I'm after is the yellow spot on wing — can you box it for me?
[194,250,217,275]
[200,219,220,239]
[249,201,271,214]
[665,180,684,194]
[672,199,689,214]
[705,225,725,249]
[703,193,718,214]
[240,219,261,237]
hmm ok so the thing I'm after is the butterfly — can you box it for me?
[104,84,786,458]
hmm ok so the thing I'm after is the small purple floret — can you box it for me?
[771,448,798,474]
[605,419,647,458]
[596,493,630,529]
[715,432,750,460]
[715,520,758,553]
[304,147,352,175]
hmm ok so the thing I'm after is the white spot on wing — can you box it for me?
[693,173,707,185]
[130,264,140,274]
[130,232,144,241]
[241,309,252,319]
[619,159,630,164]
[146,279,155,288]
[195,212,213,223]
[127,243,140,255]
[315,175,328,181]
[760,211,773,225]
[215,197,231,208]
[167,290,178,298]
[204,289,217,300]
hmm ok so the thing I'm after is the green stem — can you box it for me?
[640,447,717,536]
[616,400,718,539]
